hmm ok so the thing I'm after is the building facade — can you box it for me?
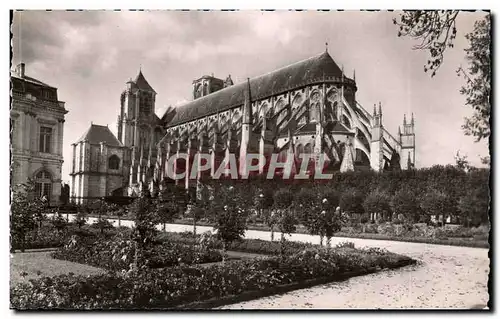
[10,63,67,205]
[72,50,416,201]
[70,124,128,204]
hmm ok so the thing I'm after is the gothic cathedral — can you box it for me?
[70,50,415,203]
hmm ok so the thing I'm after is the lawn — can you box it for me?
[10,250,105,287]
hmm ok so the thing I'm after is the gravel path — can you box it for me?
[62,215,490,309]
[218,240,490,309]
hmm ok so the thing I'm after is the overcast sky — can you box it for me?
[11,10,489,183]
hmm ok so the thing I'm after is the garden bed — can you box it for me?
[11,246,416,310]
[52,233,222,271]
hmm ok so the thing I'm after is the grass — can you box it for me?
[10,251,105,287]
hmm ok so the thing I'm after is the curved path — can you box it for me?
[71,216,491,309]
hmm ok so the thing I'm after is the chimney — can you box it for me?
[16,63,25,78]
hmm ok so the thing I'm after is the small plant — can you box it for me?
[336,241,355,249]
[91,218,114,234]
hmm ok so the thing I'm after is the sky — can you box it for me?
[11,10,490,184]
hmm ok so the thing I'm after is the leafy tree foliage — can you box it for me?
[457,169,490,227]
[128,191,159,270]
[394,11,491,142]
[363,189,392,222]
[10,180,45,252]
[318,189,343,248]
[340,187,365,216]
[294,188,319,238]
[391,187,420,223]
[273,188,297,254]
[155,184,186,231]
[207,185,248,263]
[393,10,459,77]
[420,189,453,226]
[457,15,491,142]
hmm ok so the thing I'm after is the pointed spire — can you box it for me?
[373,104,377,116]
[243,78,252,124]
[353,69,356,82]
[398,126,401,135]
[325,41,328,53]
[403,114,407,126]
[411,112,415,125]
[378,102,382,116]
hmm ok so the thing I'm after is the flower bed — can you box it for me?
[157,232,316,255]
[51,233,222,271]
[11,247,416,310]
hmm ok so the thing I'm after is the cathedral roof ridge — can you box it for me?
[167,50,344,127]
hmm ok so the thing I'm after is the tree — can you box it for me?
[363,189,392,222]
[10,180,44,252]
[255,188,276,241]
[340,187,365,222]
[391,188,420,223]
[273,188,296,255]
[128,190,159,271]
[155,184,185,232]
[294,188,320,240]
[393,10,459,77]
[457,169,490,227]
[208,185,248,264]
[395,11,491,141]
[187,184,209,237]
[457,15,491,142]
[420,189,453,226]
[454,150,472,172]
[318,189,343,249]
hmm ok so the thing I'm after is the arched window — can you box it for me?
[34,170,52,202]
[108,155,120,170]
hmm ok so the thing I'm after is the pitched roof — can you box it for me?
[167,51,344,127]
[11,71,56,89]
[75,124,123,146]
[134,70,156,93]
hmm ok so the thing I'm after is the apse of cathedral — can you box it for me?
[70,50,415,202]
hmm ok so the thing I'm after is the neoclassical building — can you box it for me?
[71,49,416,201]
[10,63,67,205]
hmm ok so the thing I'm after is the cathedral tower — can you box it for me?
[400,113,416,169]
[118,69,158,192]
[370,102,384,171]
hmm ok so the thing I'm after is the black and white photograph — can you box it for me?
[8,8,491,310]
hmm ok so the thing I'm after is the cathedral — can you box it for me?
[70,50,415,203]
